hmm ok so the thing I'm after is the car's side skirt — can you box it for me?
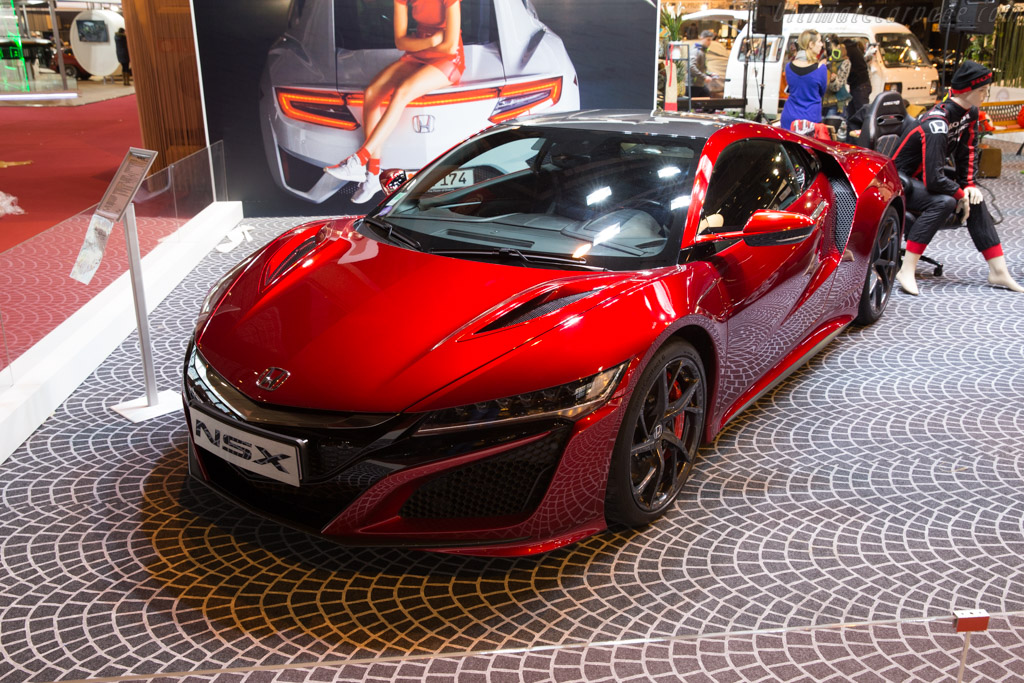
[717,316,852,432]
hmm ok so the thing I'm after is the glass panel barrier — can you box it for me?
[0,141,226,383]
[0,301,10,388]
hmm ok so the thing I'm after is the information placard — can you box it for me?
[96,147,157,222]
[71,148,157,285]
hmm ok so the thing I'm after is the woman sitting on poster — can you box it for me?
[324,0,465,203]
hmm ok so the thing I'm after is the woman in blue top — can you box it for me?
[779,30,828,133]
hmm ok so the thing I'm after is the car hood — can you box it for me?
[196,219,638,413]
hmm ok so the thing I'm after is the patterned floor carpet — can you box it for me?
[1,143,1022,682]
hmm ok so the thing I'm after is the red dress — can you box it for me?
[397,0,465,82]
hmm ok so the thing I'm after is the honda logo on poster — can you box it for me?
[412,115,435,133]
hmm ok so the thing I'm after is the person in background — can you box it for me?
[891,61,1023,295]
[779,30,827,133]
[324,0,464,204]
[687,30,721,98]
[843,37,871,119]
[822,35,851,119]
[114,28,130,86]
[703,32,730,98]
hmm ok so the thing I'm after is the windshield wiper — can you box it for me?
[361,215,422,251]
[430,247,607,271]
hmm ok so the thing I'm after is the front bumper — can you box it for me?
[183,343,626,555]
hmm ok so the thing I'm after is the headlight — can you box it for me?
[417,361,629,433]
[929,79,939,96]
[883,82,902,93]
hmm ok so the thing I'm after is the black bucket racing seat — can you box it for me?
[855,91,944,276]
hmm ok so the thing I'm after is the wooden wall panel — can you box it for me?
[122,0,205,172]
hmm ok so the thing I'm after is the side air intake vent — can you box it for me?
[477,290,594,333]
[828,176,857,251]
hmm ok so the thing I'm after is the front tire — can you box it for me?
[855,206,901,325]
[605,340,706,527]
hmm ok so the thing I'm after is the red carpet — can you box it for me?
[0,96,143,253]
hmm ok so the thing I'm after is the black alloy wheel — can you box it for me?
[606,341,706,527]
[855,206,901,325]
[64,64,79,79]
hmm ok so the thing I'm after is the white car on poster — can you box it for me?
[259,0,581,203]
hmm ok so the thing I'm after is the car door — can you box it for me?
[697,138,830,409]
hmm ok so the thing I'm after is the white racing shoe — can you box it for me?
[351,171,382,204]
[324,155,366,182]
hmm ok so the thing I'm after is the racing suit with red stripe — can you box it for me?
[891,98,1000,257]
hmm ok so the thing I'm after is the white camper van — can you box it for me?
[724,13,940,118]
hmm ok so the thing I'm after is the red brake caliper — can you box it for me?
[669,372,685,439]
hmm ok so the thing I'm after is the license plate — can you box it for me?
[190,408,301,486]
[435,169,473,189]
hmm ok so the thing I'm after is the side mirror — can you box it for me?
[743,209,815,237]
[380,169,410,196]
[696,209,816,246]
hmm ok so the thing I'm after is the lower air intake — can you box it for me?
[399,428,570,520]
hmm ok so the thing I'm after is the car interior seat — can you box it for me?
[855,91,944,276]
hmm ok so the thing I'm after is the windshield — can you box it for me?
[368,126,706,271]
[875,32,929,68]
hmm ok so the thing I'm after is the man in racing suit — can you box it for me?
[891,60,1023,295]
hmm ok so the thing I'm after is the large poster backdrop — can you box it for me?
[193,0,658,216]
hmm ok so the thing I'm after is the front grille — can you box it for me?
[304,435,366,480]
[187,344,574,530]
[184,345,401,483]
[198,446,392,529]
[398,427,570,520]
[278,425,389,482]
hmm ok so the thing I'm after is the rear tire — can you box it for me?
[855,206,901,325]
[605,341,706,527]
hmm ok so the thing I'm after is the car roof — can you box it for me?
[516,109,739,138]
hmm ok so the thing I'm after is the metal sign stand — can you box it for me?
[68,147,179,422]
[111,202,181,422]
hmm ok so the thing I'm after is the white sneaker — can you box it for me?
[324,155,366,182]
[350,171,382,204]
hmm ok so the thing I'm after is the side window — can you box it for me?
[784,35,799,63]
[783,142,820,197]
[739,36,783,62]
[699,140,814,234]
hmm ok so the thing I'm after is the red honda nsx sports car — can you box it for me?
[184,110,903,556]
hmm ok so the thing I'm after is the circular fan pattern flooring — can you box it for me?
[2,146,1023,682]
